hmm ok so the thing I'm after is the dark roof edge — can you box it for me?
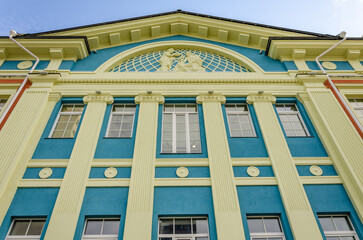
[264,36,363,56]
[18,10,333,38]
[0,35,91,54]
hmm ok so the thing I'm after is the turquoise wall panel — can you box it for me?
[223,97,268,158]
[236,186,294,240]
[74,187,129,240]
[32,98,86,159]
[0,188,59,240]
[23,167,66,179]
[152,187,217,240]
[233,166,274,177]
[155,167,210,178]
[296,165,337,176]
[275,98,328,157]
[304,184,363,239]
[58,60,74,70]
[283,61,298,71]
[70,36,288,72]
[89,167,131,178]
[0,60,49,70]
[306,61,354,71]
[94,98,138,159]
[156,98,208,158]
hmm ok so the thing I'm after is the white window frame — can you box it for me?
[348,98,363,122]
[225,103,256,137]
[82,218,120,240]
[247,216,286,240]
[105,104,136,138]
[161,104,202,154]
[318,215,360,240]
[158,217,210,240]
[5,218,46,240]
[276,103,310,137]
[49,104,84,138]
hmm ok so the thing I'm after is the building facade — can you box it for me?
[0,10,362,240]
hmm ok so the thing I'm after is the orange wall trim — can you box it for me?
[0,79,32,130]
[324,80,363,138]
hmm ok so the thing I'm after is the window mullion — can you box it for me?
[186,113,190,153]
[172,113,176,153]
[25,220,32,236]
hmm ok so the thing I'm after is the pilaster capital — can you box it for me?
[134,94,164,104]
[83,93,113,104]
[247,93,276,104]
[48,92,62,102]
[196,94,226,104]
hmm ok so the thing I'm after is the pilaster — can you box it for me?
[247,93,323,240]
[298,76,363,221]
[123,93,164,240]
[196,93,246,240]
[44,93,113,240]
[0,82,60,225]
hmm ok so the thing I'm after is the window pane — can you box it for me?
[326,237,339,240]
[84,220,103,235]
[196,238,209,240]
[193,218,208,234]
[319,217,336,231]
[175,218,192,234]
[340,237,356,240]
[247,218,265,233]
[27,220,45,235]
[160,238,172,240]
[10,220,29,235]
[102,220,120,235]
[264,218,282,233]
[159,219,173,234]
[334,216,352,231]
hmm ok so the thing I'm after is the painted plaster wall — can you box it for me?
[74,187,129,240]
[152,186,217,240]
[94,98,138,159]
[304,184,363,239]
[32,98,85,159]
[236,185,294,240]
[0,188,59,240]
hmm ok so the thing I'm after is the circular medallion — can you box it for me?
[17,60,33,70]
[322,61,337,70]
[176,167,189,178]
[309,165,323,176]
[247,166,260,177]
[39,168,53,179]
[104,167,118,178]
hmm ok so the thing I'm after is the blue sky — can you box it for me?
[0,0,362,37]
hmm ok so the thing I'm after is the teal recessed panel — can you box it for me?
[23,167,66,179]
[155,167,210,178]
[296,165,337,176]
[0,60,49,70]
[233,166,274,177]
[89,167,131,178]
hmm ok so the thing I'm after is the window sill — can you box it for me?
[44,137,75,139]
[103,137,132,139]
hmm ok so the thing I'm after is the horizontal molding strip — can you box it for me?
[231,158,271,166]
[28,159,69,167]
[154,178,211,186]
[87,179,130,187]
[293,157,333,165]
[18,179,62,187]
[91,159,133,167]
[234,177,277,185]
[155,158,209,167]
[300,176,343,184]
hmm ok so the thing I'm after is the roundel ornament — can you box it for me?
[39,168,53,179]
[247,166,260,177]
[17,60,33,70]
[104,167,118,178]
[309,165,323,176]
[176,167,189,178]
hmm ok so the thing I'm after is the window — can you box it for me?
[318,215,359,240]
[162,104,201,153]
[49,104,84,138]
[106,104,136,138]
[0,98,7,112]
[158,217,209,240]
[82,218,120,240]
[247,216,285,240]
[348,99,363,121]
[225,104,256,137]
[276,104,310,137]
[6,219,46,240]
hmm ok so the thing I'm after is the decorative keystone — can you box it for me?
[247,93,276,104]
[134,94,164,104]
[83,93,113,104]
[196,94,226,104]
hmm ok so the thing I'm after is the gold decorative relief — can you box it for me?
[196,94,226,104]
[83,94,113,104]
[247,94,276,104]
[134,94,164,104]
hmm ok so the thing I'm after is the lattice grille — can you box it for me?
[108,49,252,72]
